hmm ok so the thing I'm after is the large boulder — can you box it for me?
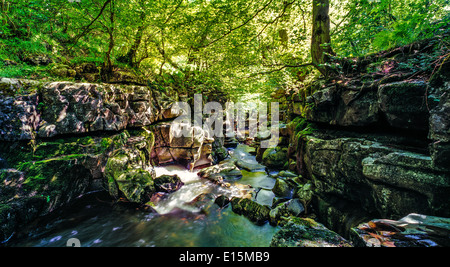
[106,160,155,204]
[270,218,352,247]
[38,82,157,137]
[303,135,450,218]
[303,79,438,131]
[150,122,214,169]
[0,129,155,242]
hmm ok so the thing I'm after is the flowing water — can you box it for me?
[10,145,279,247]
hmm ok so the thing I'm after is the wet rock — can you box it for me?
[255,130,271,141]
[270,218,352,247]
[262,147,288,169]
[269,199,305,226]
[235,159,265,172]
[287,199,305,217]
[231,197,270,225]
[296,183,314,206]
[350,213,450,247]
[198,161,242,184]
[211,137,228,164]
[277,170,298,178]
[186,193,215,212]
[154,175,184,193]
[113,168,156,204]
[215,195,230,208]
[255,188,275,207]
[148,192,169,206]
[105,150,156,204]
[272,178,293,198]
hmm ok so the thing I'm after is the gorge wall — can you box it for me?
[0,79,217,242]
[277,40,450,236]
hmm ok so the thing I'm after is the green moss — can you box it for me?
[101,138,114,150]
[289,217,319,228]
[231,197,271,225]
[0,135,117,171]
[113,131,130,147]
[17,154,86,192]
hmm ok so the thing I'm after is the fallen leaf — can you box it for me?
[381,241,396,247]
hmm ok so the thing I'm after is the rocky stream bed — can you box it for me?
[1,37,450,247]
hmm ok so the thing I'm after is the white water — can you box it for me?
[11,145,280,247]
[152,164,249,215]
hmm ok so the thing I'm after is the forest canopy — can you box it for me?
[1,0,449,99]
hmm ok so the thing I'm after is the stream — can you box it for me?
[10,145,280,247]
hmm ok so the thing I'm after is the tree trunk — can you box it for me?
[105,0,115,82]
[311,0,334,76]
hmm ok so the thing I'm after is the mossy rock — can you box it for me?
[270,218,352,247]
[231,197,271,225]
[0,135,116,169]
[154,174,184,193]
[114,169,155,203]
[17,155,90,193]
[272,178,293,198]
[105,152,156,204]
[50,64,76,78]
[262,147,289,169]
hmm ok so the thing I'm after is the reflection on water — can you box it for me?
[10,145,279,247]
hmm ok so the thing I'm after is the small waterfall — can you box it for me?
[152,164,249,215]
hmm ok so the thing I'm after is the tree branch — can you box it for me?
[198,0,275,49]
[248,62,313,77]
[69,0,112,50]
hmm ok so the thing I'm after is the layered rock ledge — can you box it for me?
[0,79,217,242]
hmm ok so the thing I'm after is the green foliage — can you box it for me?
[332,0,450,57]
[0,0,448,98]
